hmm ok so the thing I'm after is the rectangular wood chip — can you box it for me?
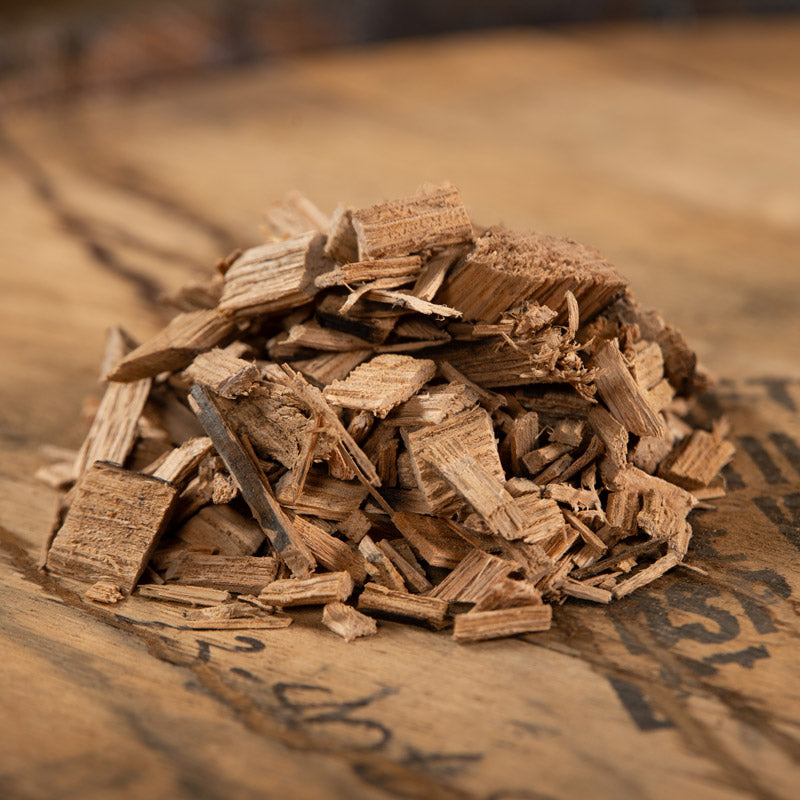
[46,462,177,592]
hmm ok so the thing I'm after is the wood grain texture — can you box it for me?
[1,20,799,800]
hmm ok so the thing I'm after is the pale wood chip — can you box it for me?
[219,232,327,319]
[137,584,231,606]
[46,463,177,592]
[106,309,234,382]
[183,348,260,398]
[260,572,354,606]
[452,605,552,643]
[173,554,278,594]
[322,602,378,642]
[658,429,736,490]
[357,583,449,629]
[351,184,472,260]
[147,436,214,486]
[324,354,436,417]
[84,578,124,604]
[315,256,422,288]
[176,504,265,556]
[392,512,474,568]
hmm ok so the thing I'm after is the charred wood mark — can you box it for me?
[737,435,785,484]
[703,645,769,669]
[769,432,800,478]
[272,682,394,752]
[399,746,483,780]
[746,377,799,413]
[604,609,787,800]
[194,635,266,664]
[721,463,746,491]
[607,677,674,731]
[0,124,164,306]
[229,667,263,682]
[752,494,800,553]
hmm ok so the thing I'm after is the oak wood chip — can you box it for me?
[591,340,665,438]
[351,183,472,260]
[437,227,626,323]
[404,406,505,515]
[323,354,436,418]
[322,602,378,642]
[392,511,474,568]
[219,231,327,319]
[358,583,450,628]
[46,462,178,592]
[172,554,279,594]
[453,604,552,643]
[137,584,232,606]
[315,256,422,288]
[260,572,354,607]
[106,309,235,382]
[176,503,265,556]
[657,429,736,490]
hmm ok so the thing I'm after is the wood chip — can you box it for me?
[588,406,628,470]
[358,535,407,591]
[260,572,354,606]
[591,340,665,437]
[658,429,736,490]
[404,406,505,515]
[219,232,326,319]
[388,383,480,428]
[172,554,278,594]
[423,440,528,540]
[84,578,124,604]
[106,309,234,382]
[292,515,368,584]
[46,462,177,592]
[315,256,422,288]
[351,184,472,260]
[437,227,626,323]
[176,503,265,555]
[147,436,214,485]
[324,354,436,417]
[189,385,316,577]
[357,583,449,628]
[183,348,260,398]
[137,584,232,606]
[453,605,552,643]
[182,617,292,631]
[392,512,474,568]
[75,327,152,476]
[322,602,378,642]
[430,550,514,603]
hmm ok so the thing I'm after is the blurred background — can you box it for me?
[2,0,800,106]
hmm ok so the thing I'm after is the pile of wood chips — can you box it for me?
[40,184,735,643]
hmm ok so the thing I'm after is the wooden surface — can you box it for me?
[1,19,799,800]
